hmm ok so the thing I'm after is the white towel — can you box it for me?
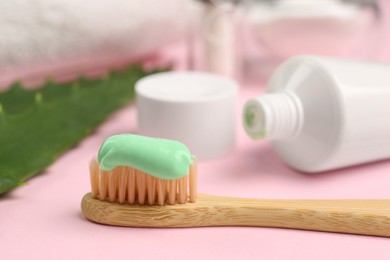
[0,0,199,86]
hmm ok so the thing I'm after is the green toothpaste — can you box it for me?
[97,134,193,180]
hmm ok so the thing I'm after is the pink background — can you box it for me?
[2,2,390,260]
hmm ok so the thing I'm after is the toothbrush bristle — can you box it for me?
[89,156,197,205]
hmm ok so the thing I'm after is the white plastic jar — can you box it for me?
[243,55,390,173]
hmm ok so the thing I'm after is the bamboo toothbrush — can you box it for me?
[82,134,390,237]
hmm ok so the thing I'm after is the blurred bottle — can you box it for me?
[189,0,241,79]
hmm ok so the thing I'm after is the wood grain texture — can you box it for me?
[81,192,390,237]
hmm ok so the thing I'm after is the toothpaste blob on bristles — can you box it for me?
[97,134,194,180]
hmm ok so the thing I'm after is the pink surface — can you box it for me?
[2,85,390,260]
[3,2,390,260]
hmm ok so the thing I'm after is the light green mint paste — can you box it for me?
[97,134,193,180]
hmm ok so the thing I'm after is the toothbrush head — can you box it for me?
[89,134,197,206]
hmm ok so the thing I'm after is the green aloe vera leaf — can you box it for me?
[0,65,157,195]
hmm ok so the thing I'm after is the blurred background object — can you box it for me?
[188,0,382,82]
[240,0,382,81]
[189,0,240,78]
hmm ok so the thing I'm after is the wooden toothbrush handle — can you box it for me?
[195,194,390,237]
[81,193,390,236]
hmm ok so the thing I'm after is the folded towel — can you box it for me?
[0,0,199,86]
